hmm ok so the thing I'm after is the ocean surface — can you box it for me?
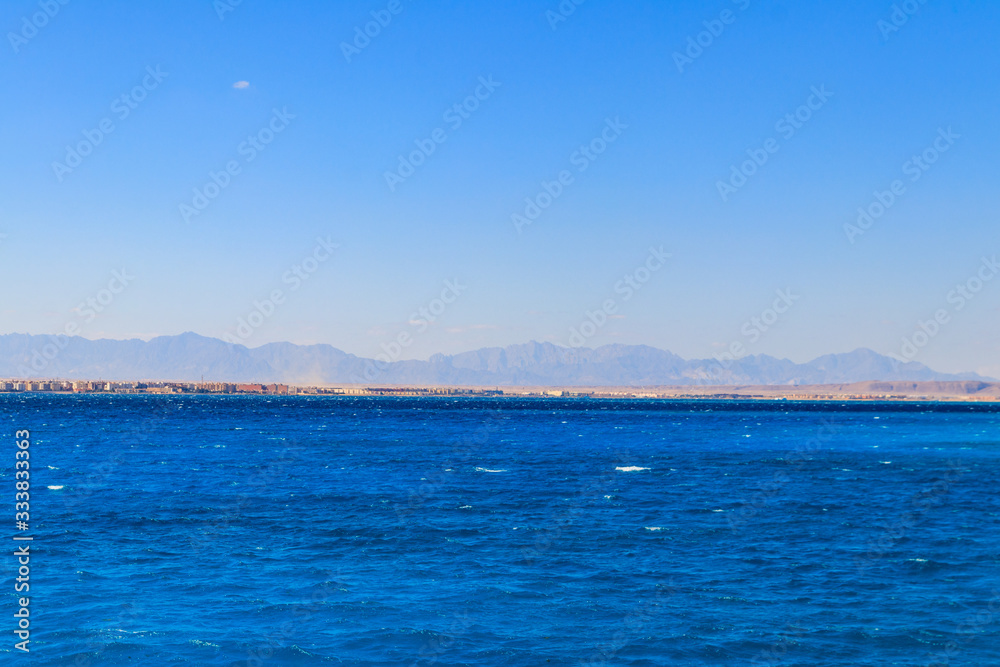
[1,395,999,666]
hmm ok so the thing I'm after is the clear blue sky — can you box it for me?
[2,0,998,375]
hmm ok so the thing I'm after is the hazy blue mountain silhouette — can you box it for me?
[0,333,988,385]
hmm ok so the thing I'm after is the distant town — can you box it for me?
[2,378,999,401]
[0,379,511,397]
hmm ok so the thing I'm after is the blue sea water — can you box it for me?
[1,395,999,666]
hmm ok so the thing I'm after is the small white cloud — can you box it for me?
[232,81,250,89]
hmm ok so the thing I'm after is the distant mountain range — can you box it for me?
[0,332,990,386]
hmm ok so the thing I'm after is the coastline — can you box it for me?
[2,379,998,402]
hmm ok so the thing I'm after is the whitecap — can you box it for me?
[645,527,662,531]
[475,467,507,473]
[459,505,472,509]
[47,485,64,490]
[615,466,649,472]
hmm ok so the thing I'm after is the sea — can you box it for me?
[1,394,999,666]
